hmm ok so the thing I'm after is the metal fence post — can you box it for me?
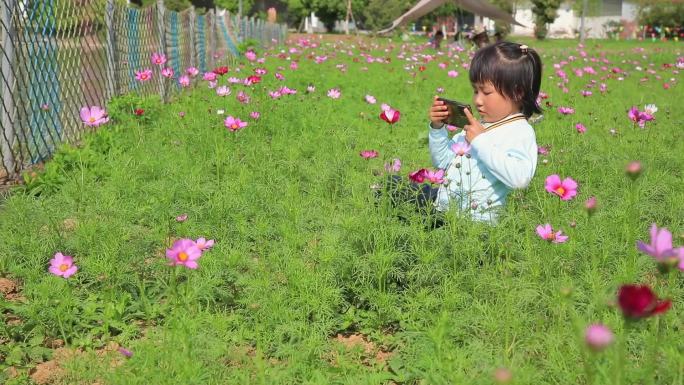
[188,6,196,69]
[156,0,167,102]
[1,0,17,179]
[105,0,119,98]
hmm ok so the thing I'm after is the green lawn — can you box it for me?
[1,36,683,384]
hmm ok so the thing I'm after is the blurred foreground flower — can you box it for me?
[585,324,614,352]
[617,284,671,319]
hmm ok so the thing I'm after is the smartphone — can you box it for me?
[437,97,472,128]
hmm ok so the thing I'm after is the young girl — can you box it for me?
[427,41,542,224]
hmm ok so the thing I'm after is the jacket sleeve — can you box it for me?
[469,131,536,189]
[428,123,456,169]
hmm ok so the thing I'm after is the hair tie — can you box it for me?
[520,44,529,54]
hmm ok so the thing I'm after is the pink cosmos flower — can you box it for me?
[327,88,341,99]
[80,106,109,127]
[544,174,578,200]
[450,141,471,156]
[250,111,260,120]
[424,169,445,184]
[580,90,592,97]
[151,52,166,66]
[360,150,378,159]
[584,196,597,214]
[575,123,587,133]
[558,107,575,115]
[186,67,199,77]
[290,61,298,70]
[245,50,257,61]
[380,108,401,125]
[161,67,174,78]
[49,252,78,278]
[166,238,202,269]
[585,324,614,352]
[195,237,215,252]
[537,146,550,155]
[279,86,296,95]
[254,68,267,75]
[237,91,250,104]
[203,72,217,82]
[274,72,284,81]
[447,70,459,77]
[380,103,391,111]
[625,161,642,179]
[216,86,231,97]
[178,75,190,87]
[306,84,315,93]
[135,69,153,82]
[224,116,248,132]
[384,158,401,172]
[365,95,376,104]
[269,91,282,99]
[536,224,569,243]
[637,224,676,262]
[118,347,133,358]
[176,213,188,222]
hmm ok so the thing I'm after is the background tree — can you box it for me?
[490,0,515,37]
[637,0,684,30]
[530,0,562,39]
[362,0,411,32]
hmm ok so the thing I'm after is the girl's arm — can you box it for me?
[469,130,536,189]
[428,123,456,169]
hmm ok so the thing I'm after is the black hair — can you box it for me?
[468,41,542,118]
[435,30,444,37]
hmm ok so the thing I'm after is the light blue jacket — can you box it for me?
[428,113,538,223]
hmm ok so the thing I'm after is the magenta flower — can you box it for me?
[245,50,257,61]
[224,116,248,132]
[585,324,614,352]
[447,70,459,77]
[80,106,109,127]
[575,123,587,133]
[161,67,174,78]
[544,174,578,200]
[537,146,550,155]
[327,88,341,99]
[558,106,575,115]
[628,106,640,122]
[203,72,217,82]
[49,252,78,278]
[365,94,376,104]
[408,168,428,183]
[186,67,199,77]
[250,111,260,120]
[450,142,471,156]
[195,237,215,252]
[424,169,445,184]
[166,238,202,269]
[384,158,401,172]
[625,161,642,179]
[178,75,190,87]
[135,69,153,82]
[118,347,133,358]
[536,224,569,243]
[637,224,676,262]
[360,150,378,159]
[151,52,167,66]
[176,213,188,222]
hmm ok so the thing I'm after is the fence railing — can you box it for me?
[0,0,287,183]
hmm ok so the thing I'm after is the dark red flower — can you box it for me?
[408,168,428,183]
[213,66,229,76]
[134,108,144,116]
[247,75,261,84]
[418,65,427,72]
[617,284,671,319]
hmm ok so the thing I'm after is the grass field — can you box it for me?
[0,35,683,384]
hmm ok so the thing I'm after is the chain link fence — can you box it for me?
[0,0,287,183]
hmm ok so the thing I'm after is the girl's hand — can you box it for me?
[429,96,448,127]
[463,108,485,143]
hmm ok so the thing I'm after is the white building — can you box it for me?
[479,0,639,38]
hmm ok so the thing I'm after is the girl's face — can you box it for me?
[472,82,521,123]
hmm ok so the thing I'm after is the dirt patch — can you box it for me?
[287,33,376,45]
[332,333,394,366]
[0,277,25,302]
[29,360,62,385]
